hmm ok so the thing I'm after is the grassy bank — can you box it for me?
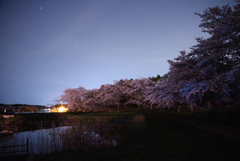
[1,110,240,160]
[0,112,137,134]
[32,110,240,161]
[1,109,239,126]
[152,109,240,128]
[34,115,240,161]
[0,111,138,125]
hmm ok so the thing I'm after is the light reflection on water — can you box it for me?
[0,125,119,155]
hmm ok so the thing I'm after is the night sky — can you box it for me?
[0,0,237,106]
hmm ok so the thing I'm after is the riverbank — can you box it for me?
[0,111,137,129]
[34,114,240,161]
[32,110,240,161]
[1,109,240,126]
[1,110,240,160]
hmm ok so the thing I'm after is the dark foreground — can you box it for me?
[1,110,240,161]
[35,110,240,161]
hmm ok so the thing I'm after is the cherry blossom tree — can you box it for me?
[167,51,198,112]
[124,78,150,111]
[213,66,240,105]
[188,3,240,110]
[144,79,157,110]
[112,79,131,112]
[96,84,115,110]
[97,80,130,112]
[167,3,240,112]
[145,79,171,110]
[83,88,101,112]
[60,86,87,112]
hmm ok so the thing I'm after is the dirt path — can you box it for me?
[164,117,240,141]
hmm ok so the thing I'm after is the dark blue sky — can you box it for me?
[0,0,237,106]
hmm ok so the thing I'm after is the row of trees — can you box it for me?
[59,78,158,112]
[59,3,240,112]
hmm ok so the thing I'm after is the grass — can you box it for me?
[152,108,240,128]
[34,111,240,161]
[1,110,240,160]
[0,112,136,134]
[0,111,137,127]
[0,111,138,123]
[0,154,28,161]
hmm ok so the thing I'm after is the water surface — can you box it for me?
[0,125,120,155]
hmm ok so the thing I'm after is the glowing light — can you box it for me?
[51,107,58,113]
[51,106,68,113]
[57,106,68,113]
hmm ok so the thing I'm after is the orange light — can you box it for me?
[57,106,68,113]
[50,106,68,113]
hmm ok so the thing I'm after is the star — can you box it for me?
[40,7,42,10]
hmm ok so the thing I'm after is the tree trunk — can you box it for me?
[138,104,142,113]
[190,102,194,113]
[207,101,212,112]
[177,106,181,113]
[118,106,120,113]
[151,104,153,111]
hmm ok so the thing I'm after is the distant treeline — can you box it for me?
[0,103,45,107]
[0,104,46,113]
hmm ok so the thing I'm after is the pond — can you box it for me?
[0,124,120,156]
